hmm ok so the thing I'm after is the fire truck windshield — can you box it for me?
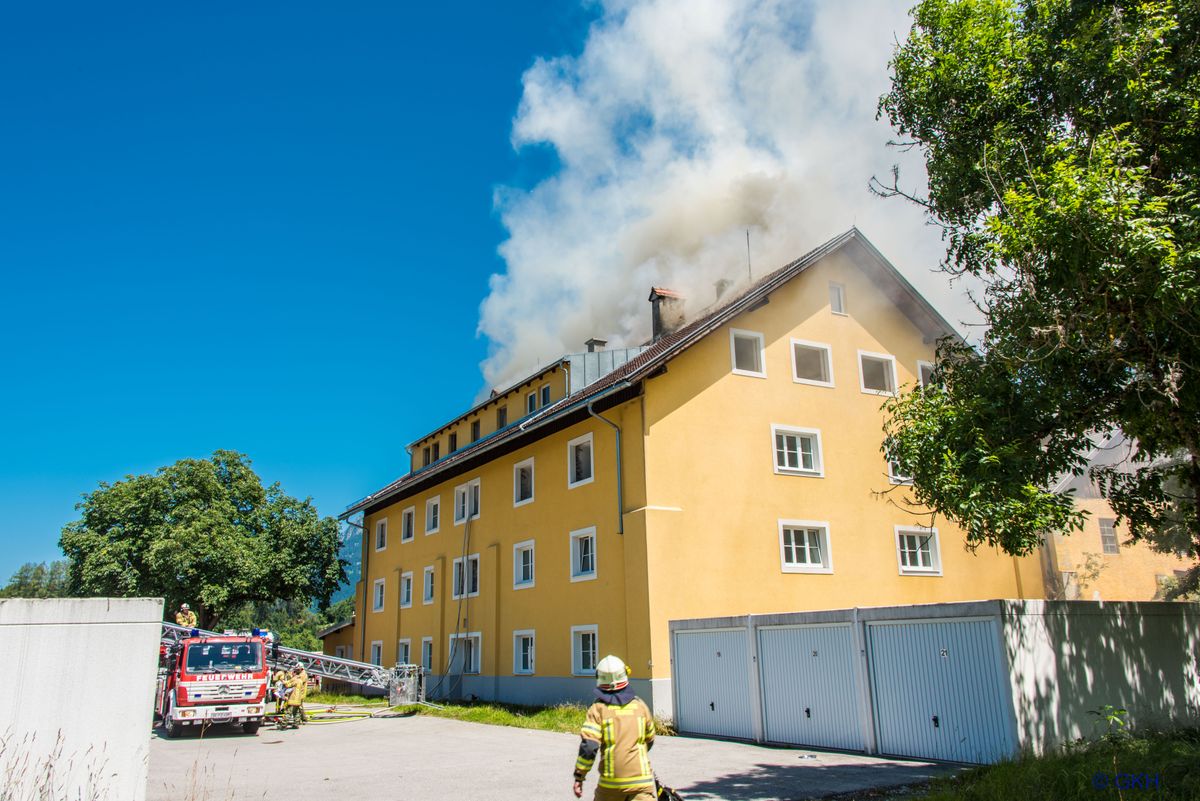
[184,642,262,673]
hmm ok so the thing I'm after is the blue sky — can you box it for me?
[0,1,599,578]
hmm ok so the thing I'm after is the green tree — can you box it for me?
[0,560,70,598]
[60,450,346,628]
[876,0,1199,592]
[223,596,355,652]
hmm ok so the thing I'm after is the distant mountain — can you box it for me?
[329,517,361,605]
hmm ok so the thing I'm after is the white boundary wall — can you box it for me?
[0,597,163,801]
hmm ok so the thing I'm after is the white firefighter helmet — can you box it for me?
[180,603,190,610]
[595,655,629,689]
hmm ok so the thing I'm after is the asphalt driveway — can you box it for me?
[147,713,956,801]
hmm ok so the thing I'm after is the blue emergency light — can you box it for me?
[252,628,263,637]
[189,628,200,637]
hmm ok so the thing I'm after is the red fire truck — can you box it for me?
[156,629,270,737]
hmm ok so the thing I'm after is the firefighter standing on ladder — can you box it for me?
[174,603,197,628]
[572,655,656,800]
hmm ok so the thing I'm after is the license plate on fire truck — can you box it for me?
[212,708,231,721]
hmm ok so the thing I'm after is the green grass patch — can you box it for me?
[390,700,676,736]
[916,729,1200,801]
[305,691,388,706]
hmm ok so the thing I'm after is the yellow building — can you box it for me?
[335,229,1045,715]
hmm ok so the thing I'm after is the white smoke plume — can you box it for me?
[480,0,965,390]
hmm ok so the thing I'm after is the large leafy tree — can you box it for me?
[60,450,346,628]
[876,0,1199,591]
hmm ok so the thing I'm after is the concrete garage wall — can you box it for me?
[0,597,164,801]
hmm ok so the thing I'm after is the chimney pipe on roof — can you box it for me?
[585,337,607,353]
[649,287,686,341]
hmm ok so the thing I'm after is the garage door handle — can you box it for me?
[932,715,939,728]
[805,708,811,719]
[709,702,715,711]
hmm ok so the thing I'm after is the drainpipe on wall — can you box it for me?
[587,399,624,535]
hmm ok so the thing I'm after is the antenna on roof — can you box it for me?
[746,229,752,281]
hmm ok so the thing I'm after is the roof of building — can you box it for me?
[316,618,354,639]
[342,228,959,519]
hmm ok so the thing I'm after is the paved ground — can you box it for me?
[147,713,957,801]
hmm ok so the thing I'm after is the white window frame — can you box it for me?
[422,566,435,604]
[401,506,416,542]
[770,424,824,477]
[513,629,536,675]
[334,645,347,658]
[425,496,440,534]
[370,640,383,666]
[374,518,388,551]
[526,391,537,415]
[729,328,767,378]
[400,571,413,608]
[451,553,481,600]
[895,525,943,576]
[789,338,834,387]
[567,432,595,489]
[858,350,898,396]
[540,384,551,408]
[397,638,411,666]
[454,477,481,524]
[917,360,936,388]
[888,459,914,485]
[829,281,847,315]
[571,624,598,676]
[513,539,535,589]
[570,526,597,582]
[777,519,834,574]
[421,637,433,671]
[371,578,385,613]
[513,458,535,507]
[1100,518,1120,555]
[449,632,482,675]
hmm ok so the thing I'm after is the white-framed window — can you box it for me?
[423,566,435,604]
[568,432,594,488]
[771,425,824,476]
[513,630,535,675]
[513,458,535,507]
[540,384,551,407]
[918,360,936,388]
[334,645,347,658]
[374,518,388,551]
[858,351,898,396]
[888,459,913,485]
[400,571,413,608]
[730,328,766,377]
[454,478,481,524]
[397,638,411,665]
[829,282,846,315]
[401,506,415,542]
[497,405,508,428]
[425,496,440,534]
[470,419,481,442]
[1100,518,1120,554]
[421,637,433,671]
[778,520,833,574]
[372,578,385,612]
[570,526,597,582]
[452,553,481,599]
[370,640,383,666]
[790,339,834,387]
[449,632,481,674]
[526,391,537,415]
[513,539,535,589]
[571,625,598,676]
[895,526,942,575]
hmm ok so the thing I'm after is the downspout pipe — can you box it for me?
[587,399,624,535]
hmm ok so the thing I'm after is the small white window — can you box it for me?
[730,328,766,377]
[513,458,535,506]
[374,518,388,551]
[425,496,440,534]
[370,640,383,666]
[888,460,913,485]
[421,637,434,671]
[858,351,898,396]
[334,645,347,658]
[526,391,537,414]
[918,360,936,388]
[895,526,942,575]
[514,630,535,675]
[778,520,833,574]
[423,566,435,604]
[397,639,411,665]
[400,571,413,608]
[452,554,481,599]
[570,527,597,582]
[372,578,385,612]
[540,384,551,407]
[568,433,594,488]
[401,506,415,542]
[572,625,598,676]
[790,339,834,387]
[454,478,481,524]
[1100,519,1120,554]
[450,632,481,674]
[771,425,823,476]
[513,539,535,589]
[830,282,846,315]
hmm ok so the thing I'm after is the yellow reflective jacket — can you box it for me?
[175,610,197,628]
[574,689,655,791]
[285,674,306,707]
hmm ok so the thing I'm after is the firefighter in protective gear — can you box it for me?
[294,665,310,724]
[572,655,656,801]
[272,668,290,715]
[174,603,197,628]
[283,666,307,727]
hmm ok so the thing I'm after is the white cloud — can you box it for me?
[480,0,975,390]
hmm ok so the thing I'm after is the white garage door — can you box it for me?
[673,629,754,739]
[757,624,863,751]
[868,619,1015,764]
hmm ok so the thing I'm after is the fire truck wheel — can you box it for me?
[163,695,182,739]
[242,721,260,735]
